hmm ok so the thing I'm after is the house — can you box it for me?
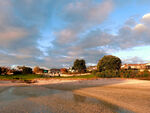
[43,70,48,73]
[121,63,150,72]
[49,69,61,76]
[6,69,14,75]
[36,69,44,74]
[49,69,60,73]
[60,68,68,74]
[68,67,75,73]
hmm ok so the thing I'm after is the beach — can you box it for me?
[0,78,150,113]
[74,79,150,113]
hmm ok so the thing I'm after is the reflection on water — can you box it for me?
[0,86,132,113]
[13,86,61,97]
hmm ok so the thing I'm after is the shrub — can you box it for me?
[92,70,98,75]
[96,72,105,78]
[13,70,22,75]
[95,68,150,78]
[141,69,150,77]
[96,70,120,78]
[120,69,141,78]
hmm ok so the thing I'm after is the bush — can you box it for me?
[141,69,150,77]
[118,69,150,78]
[92,70,98,75]
[95,70,120,78]
[96,72,105,78]
[13,70,22,75]
[119,70,138,78]
[94,68,150,78]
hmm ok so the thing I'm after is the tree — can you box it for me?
[97,55,122,72]
[33,66,40,74]
[1,67,9,75]
[73,59,86,73]
[0,67,1,75]
[18,66,33,74]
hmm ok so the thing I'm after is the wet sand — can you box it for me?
[0,84,128,113]
[0,78,149,113]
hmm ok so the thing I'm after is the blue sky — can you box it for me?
[0,0,150,68]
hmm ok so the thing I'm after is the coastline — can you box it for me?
[0,78,131,86]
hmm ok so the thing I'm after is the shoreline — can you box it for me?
[0,77,149,86]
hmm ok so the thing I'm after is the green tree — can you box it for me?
[73,59,86,73]
[97,55,122,72]
[0,67,1,75]
[18,66,33,74]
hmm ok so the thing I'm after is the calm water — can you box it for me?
[0,85,132,113]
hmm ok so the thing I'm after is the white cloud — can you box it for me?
[142,13,150,24]
[133,24,147,33]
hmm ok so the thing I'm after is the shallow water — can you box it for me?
[0,85,132,113]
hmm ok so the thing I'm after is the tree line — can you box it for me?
[72,55,122,73]
[0,66,33,75]
[73,55,150,78]
[0,54,150,78]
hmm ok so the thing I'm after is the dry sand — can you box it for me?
[74,79,150,113]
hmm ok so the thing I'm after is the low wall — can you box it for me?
[38,73,91,77]
[60,73,91,77]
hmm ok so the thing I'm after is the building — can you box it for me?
[6,70,14,75]
[121,63,150,72]
[146,63,150,69]
[60,68,68,74]
[68,67,75,73]
[49,69,61,76]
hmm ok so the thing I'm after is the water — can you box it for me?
[0,85,132,113]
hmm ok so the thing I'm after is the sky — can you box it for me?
[0,0,150,68]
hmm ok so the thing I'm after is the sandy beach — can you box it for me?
[74,79,150,113]
[0,78,150,113]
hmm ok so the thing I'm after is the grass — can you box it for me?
[0,74,45,81]
[0,74,150,83]
[0,74,97,81]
